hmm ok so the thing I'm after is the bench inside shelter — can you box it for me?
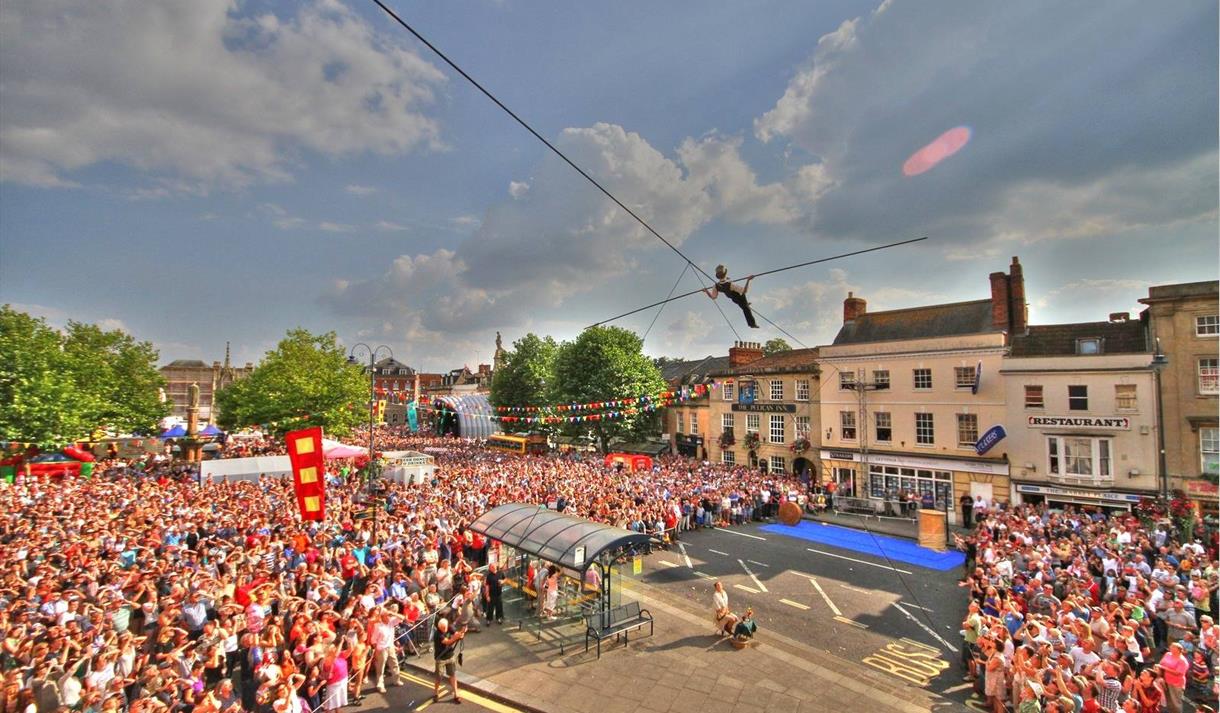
[584,600,653,658]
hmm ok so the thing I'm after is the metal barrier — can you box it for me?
[832,495,881,516]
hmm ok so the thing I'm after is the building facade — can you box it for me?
[816,258,1028,523]
[1139,281,1220,512]
[159,346,253,422]
[1001,317,1158,512]
[372,357,416,403]
[661,354,729,459]
[706,342,821,479]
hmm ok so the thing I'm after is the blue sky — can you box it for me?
[1,0,1216,370]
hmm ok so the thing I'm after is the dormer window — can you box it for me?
[1076,338,1102,355]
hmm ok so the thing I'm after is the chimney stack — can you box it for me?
[728,341,765,368]
[989,269,1011,332]
[1008,256,1027,333]
[843,292,867,324]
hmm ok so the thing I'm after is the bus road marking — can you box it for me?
[893,602,958,653]
[860,638,950,688]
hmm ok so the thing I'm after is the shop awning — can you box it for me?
[468,503,653,572]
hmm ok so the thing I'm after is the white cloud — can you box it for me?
[260,203,306,230]
[508,180,530,199]
[318,221,355,233]
[450,215,481,229]
[345,184,377,196]
[374,220,409,232]
[0,0,446,188]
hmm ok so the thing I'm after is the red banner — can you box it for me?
[286,427,326,522]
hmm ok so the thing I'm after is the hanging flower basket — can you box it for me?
[744,432,761,451]
[789,437,811,454]
[718,431,736,448]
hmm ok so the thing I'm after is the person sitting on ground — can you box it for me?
[712,581,737,636]
[733,608,758,641]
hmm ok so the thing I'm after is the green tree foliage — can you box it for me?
[551,326,665,453]
[489,333,558,434]
[62,321,170,435]
[763,337,792,355]
[215,329,368,437]
[0,306,167,445]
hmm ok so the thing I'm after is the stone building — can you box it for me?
[816,258,1027,522]
[159,344,253,421]
[1139,281,1219,513]
[662,354,730,459]
[706,342,821,479]
[1001,315,1158,513]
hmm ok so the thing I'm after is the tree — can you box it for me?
[551,326,666,453]
[215,329,368,437]
[763,337,792,355]
[0,306,99,446]
[490,333,558,434]
[62,321,169,435]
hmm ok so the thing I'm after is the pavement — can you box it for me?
[400,519,977,713]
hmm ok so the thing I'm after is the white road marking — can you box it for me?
[747,559,770,568]
[839,584,872,594]
[892,602,958,653]
[805,548,913,574]
[738,559,768,593]
[693,571,715,580]
[658,560,680,568]
[780,598,810,610]
[715,527,766,541]
[834,615,869,629]
[734,584,760,594]
[678,542,694,568]
[941,683,973,694]
[708,549,730,556]
[902,601,935,612]
[809,577,842,616]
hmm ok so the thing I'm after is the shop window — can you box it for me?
[875,412,892,442]
[840,411,857,441]
[1025,385,1044,409]
[915,413,934,445]
[957,414,979,447]
[1069,385,1088,410]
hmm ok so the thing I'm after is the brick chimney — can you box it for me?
[843,292,867,324]
[1008,256,1027,333]
[477,364,491,376]
[728,341,765,368]
[989,269,1011,332]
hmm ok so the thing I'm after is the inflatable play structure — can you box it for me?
[0,446,97,481]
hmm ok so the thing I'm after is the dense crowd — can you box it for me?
[957,503,1219,713]
[0,428,797,712]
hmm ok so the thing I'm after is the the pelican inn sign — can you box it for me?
[1027,416,1130,430]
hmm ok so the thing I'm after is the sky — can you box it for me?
[1,0,1216,371]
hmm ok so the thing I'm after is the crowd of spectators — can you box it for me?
[957,503,1219,713]
[0,428,797,712]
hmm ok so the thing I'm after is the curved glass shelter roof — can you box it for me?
[468,503,653,572]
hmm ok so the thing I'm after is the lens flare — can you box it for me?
[902,126,972,177]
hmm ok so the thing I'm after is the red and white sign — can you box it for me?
[286,427,326,522]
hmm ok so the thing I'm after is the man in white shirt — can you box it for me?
[1069,638,1101,673]
[371,607,402,693]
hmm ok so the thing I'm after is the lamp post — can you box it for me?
[348,343,392,544]
[1150,338,1169,500]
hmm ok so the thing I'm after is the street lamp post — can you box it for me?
[348,343,392,545]
[1150,338,1170,500]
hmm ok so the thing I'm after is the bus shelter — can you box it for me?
[468,503,654,648]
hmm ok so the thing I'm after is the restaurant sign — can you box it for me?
[731,403,797,413]
[1027,416,1130,430]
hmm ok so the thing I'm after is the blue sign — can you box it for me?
[738,381,756,405]
[971,360,983,395]
[974,424,1006,456]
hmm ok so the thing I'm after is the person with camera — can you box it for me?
[432,617,466,704]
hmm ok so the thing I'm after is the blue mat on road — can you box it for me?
[760,521,965,571]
